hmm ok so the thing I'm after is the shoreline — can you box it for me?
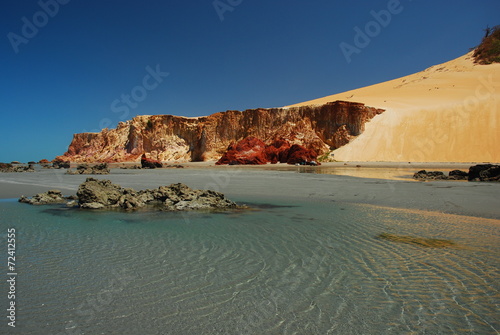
[109,161,483,168]
[0,164,499,220]
[107,161,485,181]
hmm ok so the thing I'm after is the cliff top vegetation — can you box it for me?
[473,25,500,64]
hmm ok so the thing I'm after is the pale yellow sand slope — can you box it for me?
[287,52,499,162]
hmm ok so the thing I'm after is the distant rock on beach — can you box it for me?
[52,160,70,169]
[413,165,499,182]
[448,170,469,180]
[141,154,163,169]
[413,170,455,181]
[66,163,110,175]
[0,163,35,173]
[468,164,500,182]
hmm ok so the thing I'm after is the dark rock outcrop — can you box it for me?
[19,190,76,205]
[24,164,35,172]
[0,163,13,172]
[120,165,142,169]
[413,169,468,181]
[67,163,110,175]
[413,170,448,180]
[159,183,237,211]
[141,154,163,169]
[413,166,500,182]
[53,160,70,169]
[77,178,125,209]
[76,178,238,211]
[0,163,35,173]
[468,164,500,182]
[38,159,52,168]
[448,170,468,180]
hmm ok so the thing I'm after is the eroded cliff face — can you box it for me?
[56,101,384,163]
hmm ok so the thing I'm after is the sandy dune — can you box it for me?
[287,52,500,162]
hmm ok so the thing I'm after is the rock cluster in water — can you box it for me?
[413,164,500,182]
[79,178,238,210]
[66,163,110,175]
[19,178,239,211]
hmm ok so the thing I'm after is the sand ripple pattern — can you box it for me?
[0,199,498,334]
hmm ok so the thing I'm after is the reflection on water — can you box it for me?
[292,165,470,181]
[294,165,416,180]
[0,198,498,334]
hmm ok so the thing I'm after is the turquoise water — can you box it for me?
[0,196,498,334]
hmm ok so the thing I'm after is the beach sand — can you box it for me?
[1,164,499,220]
[287,52,500,163]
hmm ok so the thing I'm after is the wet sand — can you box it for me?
[1,163,499,220]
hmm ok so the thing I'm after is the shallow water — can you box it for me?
[0,195,498,334]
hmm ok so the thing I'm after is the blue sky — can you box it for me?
[1,0,498,162]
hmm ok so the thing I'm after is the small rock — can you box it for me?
[67,163,110,175]
[413,170,447,180]
[468,164,500,182]
[18,189,68,205]
[141,154,163,169]
[66,200,77,207]
[80,202,105,209]
[53,160,70,169]
[448,170,468,180]
[0,163,34,173]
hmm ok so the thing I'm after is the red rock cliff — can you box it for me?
[56,101,384,162]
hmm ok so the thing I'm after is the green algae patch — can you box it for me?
[376,233,457,248]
